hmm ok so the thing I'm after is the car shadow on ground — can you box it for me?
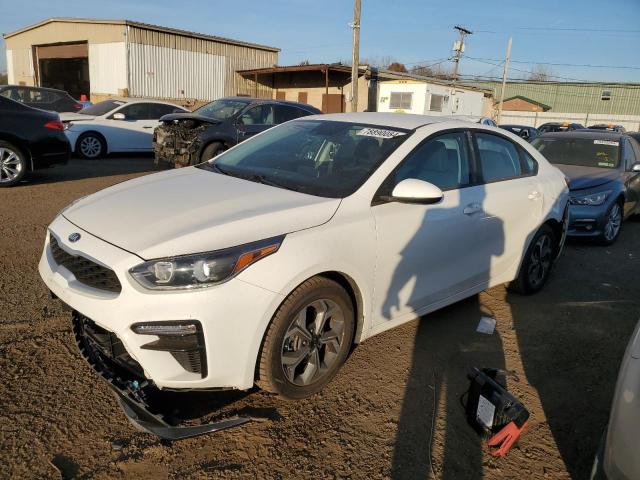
[507,227,640,479]
[15,155,158,187]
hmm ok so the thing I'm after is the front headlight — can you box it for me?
[570,190,611,206]
[129,235,284,290]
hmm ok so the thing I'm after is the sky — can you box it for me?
[1,0,639,83]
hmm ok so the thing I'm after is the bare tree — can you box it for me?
[526,65,554,81]
[387,62,408,73]
[411,63,454,80]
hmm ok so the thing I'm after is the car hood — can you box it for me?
[62,167,341,259]
[159,112,222,124]
[553,164,620,191]
[59,112,96,122]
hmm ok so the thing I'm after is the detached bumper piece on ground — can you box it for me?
[466,367,530,457]
[71,311,251,440]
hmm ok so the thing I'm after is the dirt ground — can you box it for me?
[1,157,638,480]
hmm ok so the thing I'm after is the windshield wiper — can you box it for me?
[205,163,309,193]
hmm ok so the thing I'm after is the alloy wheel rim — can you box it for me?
[0,147,22,183]
[604,204,622,241]
[280,299,345,386]
[528,234,553,288]
[80,137,101,158]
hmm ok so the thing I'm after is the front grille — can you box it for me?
[50,234,122,293]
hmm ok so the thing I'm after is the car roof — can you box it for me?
[306,112,453,130]
[0,84,68,94]
[97,97,179,106]
[500,124,537,129]
[537,130,626,141]
[216,96,320,112]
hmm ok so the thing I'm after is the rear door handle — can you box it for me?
[463,203,483,215]
[528,191,542,200]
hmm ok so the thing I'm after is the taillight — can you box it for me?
[73,103,83,110]
[44,120,64,131]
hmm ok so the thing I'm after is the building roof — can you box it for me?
[502,95,551,111]
[238,63,491,94]
[538,130,626,141]
[3,17,280,52]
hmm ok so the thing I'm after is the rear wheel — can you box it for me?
[257,277,355,399]
[599,201,623,245]
[200,142,224,163]
[510,224,557,295]
[0,141,27,187]
[76,132,106,159]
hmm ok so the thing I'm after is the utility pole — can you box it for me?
[451,25,472,87]
[350,0,361,112]
[497,37,512,124]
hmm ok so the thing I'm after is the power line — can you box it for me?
[517,27,640,33]
[466,56,640,71]
[463,56,594,82]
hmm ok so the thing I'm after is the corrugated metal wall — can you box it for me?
[128,26,276,99]
[88,43,127,95]
[128,43,226,100]
[473,81,640,115]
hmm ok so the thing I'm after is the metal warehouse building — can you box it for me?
[3,18,279,103]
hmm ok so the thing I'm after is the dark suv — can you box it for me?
[0,85,83,113]
[154,97,321,168]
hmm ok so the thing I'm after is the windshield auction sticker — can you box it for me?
[356,128,406,139]
[594,140,619,146]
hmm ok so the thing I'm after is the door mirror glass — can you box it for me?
[112,112,126,120]
[390,179,444,204]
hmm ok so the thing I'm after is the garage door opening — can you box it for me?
[37,43,90,100]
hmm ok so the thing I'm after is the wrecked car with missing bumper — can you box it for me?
[153,96,321,168]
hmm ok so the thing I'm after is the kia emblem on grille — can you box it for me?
[68,232,81,243]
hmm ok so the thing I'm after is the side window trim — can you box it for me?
[371,128,476,206]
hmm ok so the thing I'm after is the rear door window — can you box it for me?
[274,105,308,124]
[475,132,523,182]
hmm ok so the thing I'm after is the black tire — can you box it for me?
[256,277,355,399]
[510,224,557,295]
[76,132,106,159]
[0,140,28,187]
[200,142,224,163]
[597,200,623,246]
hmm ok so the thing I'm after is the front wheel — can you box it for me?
[257,277,355,399]
[199,142,224,163]
[510,224,557,295]
[598,201,623,245]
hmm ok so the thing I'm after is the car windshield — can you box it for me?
[195,99,249,120]
[79,100,126,116]
[531,137,620,169]
[199,120,411,198]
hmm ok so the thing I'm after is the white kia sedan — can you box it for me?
[39,113,568,404]
[61,98,187,159]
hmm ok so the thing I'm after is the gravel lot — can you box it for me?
[1,157,639,479]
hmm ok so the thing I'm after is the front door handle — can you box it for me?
[463,203,483,215]
[143,125,154,129]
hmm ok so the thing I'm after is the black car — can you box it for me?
[0,85,83,113]
[531,131,640,244]
[499,124,539,141]
[588,123,627,133]
[538,122,585,133]
[154,97,322,167]
[0,96,70,187]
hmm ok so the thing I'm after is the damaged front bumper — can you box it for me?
[72,311,250,440]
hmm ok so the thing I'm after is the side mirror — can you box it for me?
[632,162,640,173]
[389,179,444,204]
[112,112,126,120]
